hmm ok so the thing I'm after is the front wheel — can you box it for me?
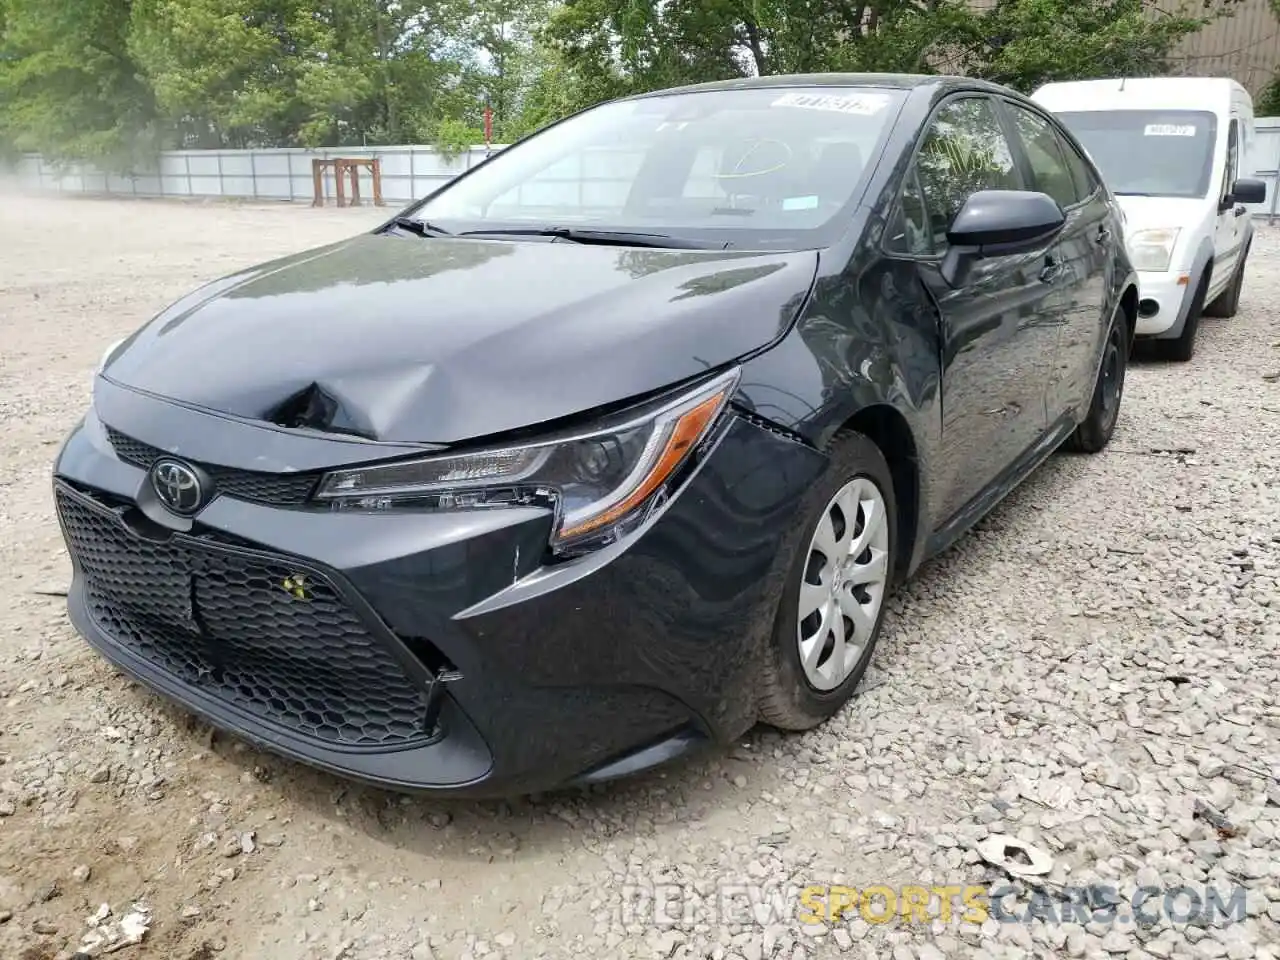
[1204,242,1249,319]
[1067,307,1129,453]
[758,431,897,731]
[1157,271,1208,362]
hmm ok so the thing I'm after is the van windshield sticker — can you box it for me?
[1144,124,1197,137]
[772,92,890,115]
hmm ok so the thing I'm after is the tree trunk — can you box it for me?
[743,18,768,75]
[375,0,398,143]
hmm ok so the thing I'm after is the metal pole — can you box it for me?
[1270,128,1280,224]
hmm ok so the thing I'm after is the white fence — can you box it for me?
[1253,117,1280,222]
[11,145,507,208]
[8,119,1280,220]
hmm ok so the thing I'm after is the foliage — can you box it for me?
[1260,73,1280,117]
[0,0,161,167]
[1262,0,1280,117]
[0,0,1255,168]
[956,0,1248,92]
[434,116,481,158]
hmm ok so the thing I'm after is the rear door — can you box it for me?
[1000,99,1112,422]
[883,94,1056,522]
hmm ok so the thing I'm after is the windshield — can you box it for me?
[1053,110,1218,199]
[406,86,907,250]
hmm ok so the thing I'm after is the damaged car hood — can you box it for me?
[102,233,819,444]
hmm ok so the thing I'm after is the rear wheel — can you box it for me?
[759,431,896,731]
[1204,242,1249,318]
[1067,307,1128,453]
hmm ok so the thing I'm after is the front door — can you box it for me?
[1211,118,1245,300]
[886,95,1057,521]
[1001,99,1111,422]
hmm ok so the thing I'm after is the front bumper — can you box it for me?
[53,386,827,796]
[1134,270,1195,338]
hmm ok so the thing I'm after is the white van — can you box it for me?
[1031,77,1266,360]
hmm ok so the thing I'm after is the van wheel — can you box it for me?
[1157,271,1208,362]
[1204,242,1249,318]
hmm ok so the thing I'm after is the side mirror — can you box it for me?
[940,190,1066,287]
[1228,177,1266,206]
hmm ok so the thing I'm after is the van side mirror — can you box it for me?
[1228,178,1266,206]
[940,190,1067,288]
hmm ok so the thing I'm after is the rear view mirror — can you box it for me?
[1229,178,1266,205]
[940,190,1066,287]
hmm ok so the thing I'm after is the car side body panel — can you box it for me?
[736,81,1138,583]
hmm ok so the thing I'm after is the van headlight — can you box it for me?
[316,368,740,553]
[1127,228,1181,272]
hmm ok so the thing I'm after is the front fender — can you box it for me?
[1149,237,1214,341]
[732,250,939,576]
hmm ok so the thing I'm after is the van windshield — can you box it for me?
[408,86,907,250]
[1053,110,1219,199]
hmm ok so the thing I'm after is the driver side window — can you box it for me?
[887,97,1023,255]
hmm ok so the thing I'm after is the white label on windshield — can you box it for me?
[1144,124,1197,137]
[772,92,890,115]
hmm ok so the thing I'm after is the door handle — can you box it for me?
[1095,226,1112,244]
[1039,255,1062,284]
[1234,205,1247,218]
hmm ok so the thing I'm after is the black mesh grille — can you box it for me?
[55,484,435,748]
[104,426,319,506]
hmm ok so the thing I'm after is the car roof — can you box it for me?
[625,73,1015,100]
[1031,77,1244,114]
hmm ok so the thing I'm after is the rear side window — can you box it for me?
[1006,103,1080,209]
[1060,139,1100,202]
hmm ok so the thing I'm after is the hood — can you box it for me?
[103,233,819,445]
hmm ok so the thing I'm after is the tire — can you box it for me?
[758,430,897,731]
[1067,306,1129,453]
[1157,270,1208,363]
[1204,242,1249,319]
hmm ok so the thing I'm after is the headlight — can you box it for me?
[1127,228,1180,272]
[316,368,740,553]
[97,337,126,374]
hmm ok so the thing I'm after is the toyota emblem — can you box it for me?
[150,458,205,515]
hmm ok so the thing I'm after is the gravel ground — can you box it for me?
[0,193,1277,960]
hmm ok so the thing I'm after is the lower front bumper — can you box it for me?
[54,401,828,796]
[66,576,502,791]
[1134,271,1195,338]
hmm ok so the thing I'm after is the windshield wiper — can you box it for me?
[1112,191,1159,197]
[388,216,453,238]
[457,227,726,250]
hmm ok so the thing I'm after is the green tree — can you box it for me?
[0,0,159,166]
[1259,0,1280,115]
[959,0,1248,92]
[127,0,480,149]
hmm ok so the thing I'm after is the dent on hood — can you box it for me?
[107,236,819,445]
[266,364,437,441]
